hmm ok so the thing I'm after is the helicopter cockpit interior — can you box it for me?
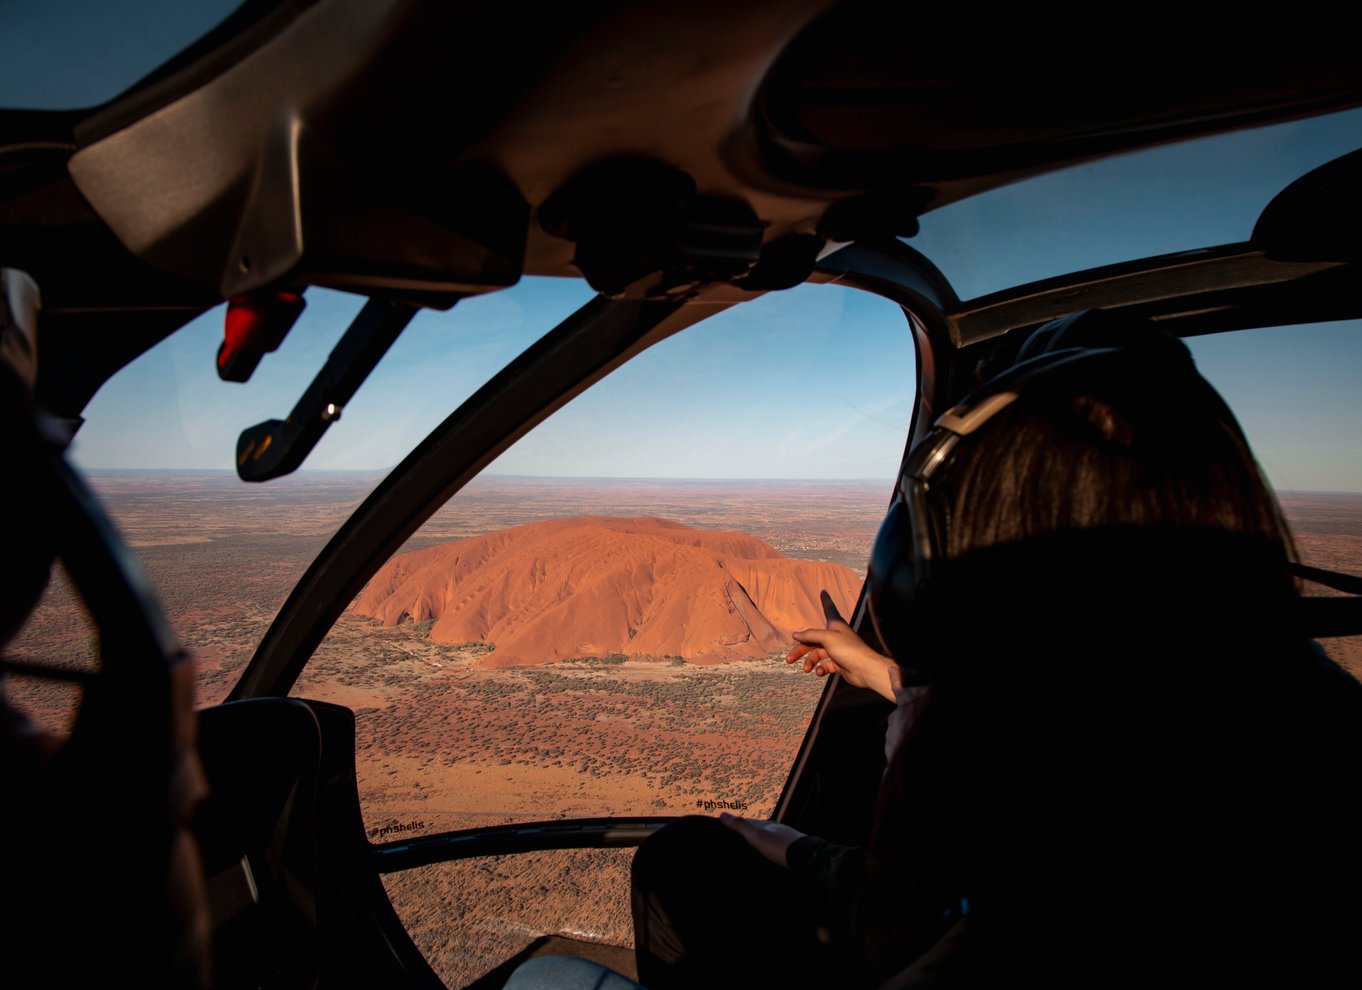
[3,2,1361,987]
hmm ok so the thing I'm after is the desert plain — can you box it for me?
[6,474,1361,986]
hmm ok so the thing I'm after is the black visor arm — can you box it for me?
[1290,562,1362,597]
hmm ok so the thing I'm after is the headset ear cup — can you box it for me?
[868,498,926,674]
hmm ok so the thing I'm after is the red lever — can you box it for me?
[217,289,306,382]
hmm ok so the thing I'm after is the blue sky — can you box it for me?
[1185,321,1362,493]
[5,7,1361,490]
[72,279,919,480]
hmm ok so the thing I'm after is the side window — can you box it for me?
[1186,318,1362,682]
[293,283,917,986]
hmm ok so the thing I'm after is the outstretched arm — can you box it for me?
[786,590,898,702]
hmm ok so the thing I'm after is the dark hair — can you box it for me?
[940,352,1295,562]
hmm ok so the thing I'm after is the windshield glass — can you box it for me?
[0,0,245,110]
[912,106,1362,300]
[290,282,916,984]
[7,278,592,729]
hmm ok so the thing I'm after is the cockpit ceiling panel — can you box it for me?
[15,1,1362,296]
[749,7,1362,203]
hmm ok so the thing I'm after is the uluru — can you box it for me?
[351,516,863,668]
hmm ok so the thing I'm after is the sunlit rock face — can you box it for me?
[352,516,862,667]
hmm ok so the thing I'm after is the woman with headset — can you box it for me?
[517,310,1362,988]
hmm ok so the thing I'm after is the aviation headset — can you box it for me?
[864,309,1253,675]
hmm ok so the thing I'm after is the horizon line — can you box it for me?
[81,468,901,484]
[75,468,1362,495]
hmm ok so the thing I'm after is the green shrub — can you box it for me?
[566,653,628,665]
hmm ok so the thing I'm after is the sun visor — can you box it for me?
[1254,148,1362,263]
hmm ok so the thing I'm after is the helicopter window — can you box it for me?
[11,280,592,711]
[912,106,1362,300]
[1186,318,1362,681]
[289,282,915,984]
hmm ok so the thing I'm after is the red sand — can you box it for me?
[352,516,861,667]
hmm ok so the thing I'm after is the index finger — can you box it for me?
[820,589,845,626]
